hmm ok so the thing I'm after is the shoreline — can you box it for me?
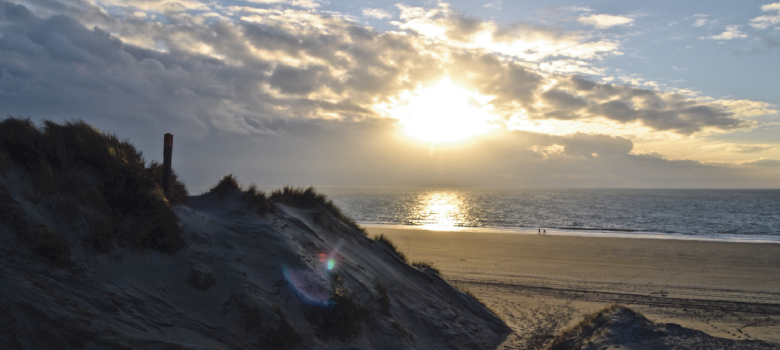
[364,226,780,348]
[360,223,780,243]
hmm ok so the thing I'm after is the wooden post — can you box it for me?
[163,133,173,193]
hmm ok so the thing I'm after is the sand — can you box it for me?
[365,227,780,350]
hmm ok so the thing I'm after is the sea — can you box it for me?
[314,187,780,243]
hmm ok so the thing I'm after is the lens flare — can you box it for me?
[283,239,346,308]
[282,265,333,307]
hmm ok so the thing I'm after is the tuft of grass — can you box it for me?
[0,187,29,234]
[0,117,186,255]
[372,234,408,263]
[22,227,71,267]
[264,304,303,349]
[391,320,415,342]
[208,174,242,195]
[305,288,367,341]
[206,175,272,215]
[374,279,390,316]
[543,303,626,350]
[243,184,271,215]
[270,186,365,235]
[411,261,441,275]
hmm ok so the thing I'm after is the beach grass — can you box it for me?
[373,233,408,263]
[0,117,187,256]
[270,186,366,234]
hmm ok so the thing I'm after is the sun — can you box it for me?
[391,77,498,143]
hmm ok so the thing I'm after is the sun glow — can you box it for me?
[391,77,498,143]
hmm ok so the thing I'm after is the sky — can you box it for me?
[1,0,779,191]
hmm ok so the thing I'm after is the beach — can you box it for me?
[365,227,780,349]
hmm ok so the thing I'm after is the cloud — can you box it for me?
[710,25,748,40]
[743,159,780,167]
[692,15,709,27]
[702,143,775,154]
[483,1,502,10]
[0,1,772,144]
[244,0,324,8]
[393,3,624,61]
[577,14,634,29]
[751,2,780,29]
[362,8,391,19]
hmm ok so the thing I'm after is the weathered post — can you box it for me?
[163,133,173,193]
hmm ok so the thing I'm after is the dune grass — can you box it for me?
[270,186,365,235]
[207,173,242,195]
[372,233,408,263]
[374,279,391,316]
[207,174,271,215]
[0,117,187,256]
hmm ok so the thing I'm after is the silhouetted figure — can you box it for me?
[543,229,546,236]
[538,228,541,235]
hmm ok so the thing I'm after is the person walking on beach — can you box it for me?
[543,229,546,235]
[538,228,541,235]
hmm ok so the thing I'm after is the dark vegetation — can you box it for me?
[208,174,271,215]
[263,304,302,350]
[270,186,365,235]
[305,289,367,341]
[373,233,408,263]
[374,279,391,316]
[543,303,625,350]
[0,117,187,260]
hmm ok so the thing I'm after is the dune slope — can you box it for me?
[0,118,509,350]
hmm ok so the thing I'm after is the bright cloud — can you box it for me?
[393,4,623,61]
[710,25,748,40]
[483,1,502,10]
[362,8,391,19]
[751,2,780,29]
[577,14,634,29]
[692,15,709,27]
[702,143,775,154]
[244,0,324,8]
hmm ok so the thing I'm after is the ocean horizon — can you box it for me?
[305,187,780,243]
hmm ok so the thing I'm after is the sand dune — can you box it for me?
[366,227,780,349]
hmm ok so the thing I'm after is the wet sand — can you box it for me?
[365,227,780,350]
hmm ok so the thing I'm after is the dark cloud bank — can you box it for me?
[0,1,776,189]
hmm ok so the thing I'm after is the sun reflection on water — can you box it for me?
[406,191,477,230]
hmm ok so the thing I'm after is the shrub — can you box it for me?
[0,117,186,255]
[270,186,365,234]
[208,173,242,195]
[264,304,303,349]
[305,289,367,341]
[22,227,71,267]
[146,161,189,204]
[373,234,407,263]
[0,187,29,234]
[206,175,272,215]
[244,184,271,215]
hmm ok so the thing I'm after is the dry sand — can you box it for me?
[365,227,780,350]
